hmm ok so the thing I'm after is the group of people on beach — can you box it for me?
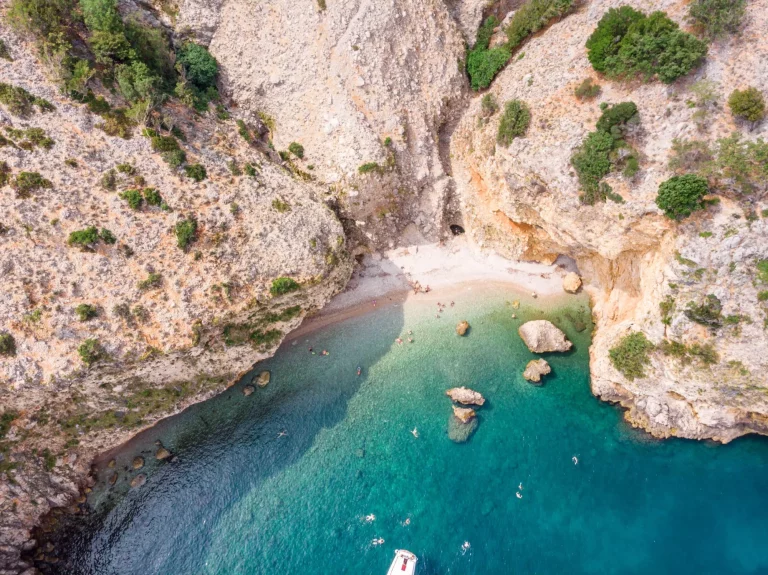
[434,300,454,319]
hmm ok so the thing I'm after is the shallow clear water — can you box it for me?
[56,287,768,574]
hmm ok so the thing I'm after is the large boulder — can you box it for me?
[518,321,572,353]
[452,406,476,423]
[257,371,271,388]
[131,456,144,470]
[456,320,470,336]
[155,447,171,460]
[446,387,486,406]
[523,359,551,383]
[563,273,582,294]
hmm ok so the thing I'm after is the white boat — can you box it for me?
[386,549,417,575]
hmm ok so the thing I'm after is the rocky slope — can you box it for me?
[450,0,768,441]
[1,0,768,571]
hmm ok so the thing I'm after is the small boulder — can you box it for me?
[108,473,118,486]
[456,320,470,336]
[242,385,255,396]
[448,415,479,443]
[518,320,572,353]
[155,447,171,460]
[446,386,485,406]
[131,456,144,470]
[523,359,551,383]
[130,474,146,489]
[257,371,270,388]
[452,406,476,423]
[563,272,582,294]
[107,459,116,468]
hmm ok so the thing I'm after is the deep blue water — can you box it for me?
[56,287,768,574]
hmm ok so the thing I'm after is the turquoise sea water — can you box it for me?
[49,286,768,574]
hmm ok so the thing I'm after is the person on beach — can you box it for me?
[450,301,455,307]
[396,338,403,345]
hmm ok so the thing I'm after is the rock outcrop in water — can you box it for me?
[456,320,470,336]
[446,387,486,406]
[518,321,572,353]
[452,406,476,423]
[523,359,551,383]
[562,273,582,294]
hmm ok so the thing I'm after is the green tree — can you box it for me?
[586,6,644,73]
[177,43,218,89]
[497,100,531,146]
[655,174,709,220]
[728,87,766,123]
[609,331,654,380]
[689,0,746,39]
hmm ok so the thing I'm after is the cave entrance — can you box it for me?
[450,224,465,236]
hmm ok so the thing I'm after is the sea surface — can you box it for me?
[51,286,768,574]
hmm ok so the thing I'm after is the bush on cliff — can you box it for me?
[728,88,766,123]
[609,331,654,380]
[0,333,16,357]
[497,100,530,146]
[655,174,709,220]
[688,0,746,39]
[270,277,300,296]
[587,7,707,83]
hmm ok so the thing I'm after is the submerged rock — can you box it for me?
[452,406,476,423]
[107,459,116,468]
[563,273,582,293]
[242,385,255,396]
[456,320,470,336]
[523,359,551,383]
[518,320,572,353]
[108,473,118,486]
[257,371,271,388]
[446,387,485,406]
[448,414,479,443]
[155,447,171,460]
[131,456,144,470]
[130,474,146,489]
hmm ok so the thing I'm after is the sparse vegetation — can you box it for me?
[119,188,144,210]
[174,217,197,250]
[659,339,718,365]
[75,303,98,321]
[0,82,54,116]
[688,0,746,39]
[574,78,601,100]
[609,331,654,380]
[571,102,639,204]
[270,277,300,296]
[0,333,16,356]
[586,7,707,84]
[99,228,117,244]
[272,198,291,213]
[655,174,709,220]
[77,338,104,366]
[684,294,722,329]
[288,142,305,159]
[497,100,530,146]
[358,162,381,175]
[67,226,100,247]
[11,171,52,197]
[184,163,207,181]
[137,272,163,290]
[728,88,766,123]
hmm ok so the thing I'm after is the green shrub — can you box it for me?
[68,226,99,247]
[250,328,282,348]
[0,333,16,356]
[480,93,499,116]
[244,163,257,177]
[272,198,291,213]
[101,169,117,190]
[684,294,722,328]
[270,277,300,296]
[236,119,252,143]
[689,0,746,39]
[228,160,241,176]
[143,188,162,206]
[497,100,530,146]
[137,272,162,290]
[757,260,768,284]
[358,162,381,174]
[571,131,615,203]
[0,409,19,438]
[119,189,144,210]
[162,149,186,167]
[78,338,103,366]
[11,171,52,197]
[659,339,718,365]
[505,0,575,49]
[574,78,601,100]
[184,163,207,181]
[609,331,654,380]
[467,45,511,91]
[99,228,117,244]
[587,8,707,84]
[0,39,10,61]
[728,88,766,123]
[288,142,305,158]
[757,291,768,302]
[0,82,54,117]
[150,134,180,152]
[177,43,218,89]
[655,174,709,220]
[174,218,197,250]
[595,101,638,137]
[7,0,74,38]
[75,303,98,321]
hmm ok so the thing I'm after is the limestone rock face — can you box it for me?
[562,273,582,294]
[518,321,572,353]
[456,320,470,336]
[452,406,476,423]
[446,387,486,406]
[523,359,551,383]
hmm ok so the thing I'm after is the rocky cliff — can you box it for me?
[1,0,768,571]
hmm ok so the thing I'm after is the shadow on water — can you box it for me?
[43,300,406,575]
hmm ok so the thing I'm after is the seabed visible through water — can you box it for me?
[42,284,768,574]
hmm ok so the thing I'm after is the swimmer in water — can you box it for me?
[572,456,578,465]
[357,366,362,376]
[411,427,419,438]
[408,338,413,343]
[402,518,411,526]
[364,514,375,523]
[518,482,523,490]
[516,492,523,499]
[461,541,470,554]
